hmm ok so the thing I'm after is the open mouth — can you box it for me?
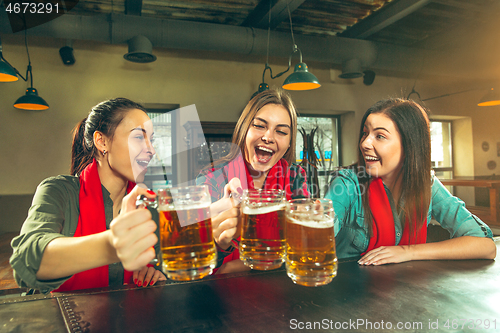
[254,146,275,163]
[136,159,151,169]
[364,155,380,163]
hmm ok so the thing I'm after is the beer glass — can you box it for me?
[156,185,216,281]
[240,189,286,270]
[285,198,337,286]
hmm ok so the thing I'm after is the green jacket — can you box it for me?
[325,169,493,259]
[10,175,159,293]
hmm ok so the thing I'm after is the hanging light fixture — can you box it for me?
[253,0,275,96]
[0,34,49,110]
[281,1,320,91]
[14,86,49,110]
[254,0,320,95]
[281,46,320,90]
[478,88,500,106]
[0,36,19,82]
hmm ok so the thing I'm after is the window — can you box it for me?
[430,121,453,179]
[295,115,341,197]
[143,104,179,191]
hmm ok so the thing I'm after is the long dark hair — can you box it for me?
[207,89,298,169]
[71,98,147,176]
[356,98,431,240]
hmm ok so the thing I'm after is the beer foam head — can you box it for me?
[287,216,334,229]
[242,203,285,215]
[158,202,209,211]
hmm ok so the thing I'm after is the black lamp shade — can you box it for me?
[478,88,500,106]
[14,88,49,110]
[0,59,18,82]
[282,63,321,91]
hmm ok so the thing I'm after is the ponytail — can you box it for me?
[70,98,147,176]
[71,117,94,176]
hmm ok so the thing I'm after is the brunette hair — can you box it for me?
[356,98,431,240]
[71,98,147,176]
[210,89,298,168]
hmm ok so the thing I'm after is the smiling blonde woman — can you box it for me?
[197,89,309,273]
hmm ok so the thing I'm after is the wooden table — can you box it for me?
[1,239,499,333]
[440,179,500,227]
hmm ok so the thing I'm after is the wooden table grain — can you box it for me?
[1,239,499,333]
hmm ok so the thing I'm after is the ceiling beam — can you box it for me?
[241,0,279,27]
[340,0,432,39]
[125,0,142,16]
[242,0,305,29]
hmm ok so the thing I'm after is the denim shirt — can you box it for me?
[325,169,493,259]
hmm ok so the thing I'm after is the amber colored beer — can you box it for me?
[240,202,286,270]
[158,186,216,281]
[285,199,337,286]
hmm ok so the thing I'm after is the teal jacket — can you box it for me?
[325,169,493,259]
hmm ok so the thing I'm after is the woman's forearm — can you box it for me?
[36,230,119,280]
[408,236,497,261]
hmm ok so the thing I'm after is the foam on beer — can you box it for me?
[242,203,285,215]
[158,202,209,211]
[287,217,334,229]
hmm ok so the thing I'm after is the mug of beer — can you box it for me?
[156,185,216,281]
[285,198,337,287]
[240,189,286,270]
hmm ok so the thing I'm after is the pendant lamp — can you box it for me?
[281,1,320,91]
[254,0,320,95]
[478,88,500,106]
[12,63,49,111]
[14,87,49,110]
[0,37,19,82]
[0,35,49,110]
[0,58,18,82]
[282,47,320,90]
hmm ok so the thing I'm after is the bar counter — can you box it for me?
[2,239,499,333]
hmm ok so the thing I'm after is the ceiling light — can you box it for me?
[282,49,320,90]
[0,37,19,82]
[254,0,320,95]
[478,88,500,106]
[14,88,49,110]
[1,34,49,110]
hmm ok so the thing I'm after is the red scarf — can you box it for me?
[53,160,135,292]
[364,177,427,254]
[216,154,292,265]
[221,154,293,200]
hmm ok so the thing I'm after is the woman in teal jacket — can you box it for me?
[325,98,496,264]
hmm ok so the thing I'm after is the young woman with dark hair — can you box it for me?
[197,89,309,273]
[325,98,496,264]
[10,98,166,292]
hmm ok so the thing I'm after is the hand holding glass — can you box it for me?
[141,185,217,281]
